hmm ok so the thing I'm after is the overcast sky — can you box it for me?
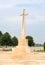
[0,0,45,44]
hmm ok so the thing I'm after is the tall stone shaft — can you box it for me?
[20,9,28,38]
[18,9,28,46]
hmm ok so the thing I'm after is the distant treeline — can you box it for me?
[35,44,43,47]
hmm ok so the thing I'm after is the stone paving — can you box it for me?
[0,51,45,65]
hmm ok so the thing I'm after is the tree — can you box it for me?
[43,42,45,51]
[0,31,3,37]
[0,31,3,46]
[12,36,18,46]
[1,32,12,47]
[26,36,35,46]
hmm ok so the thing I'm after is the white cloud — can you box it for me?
[0,0,45,25]
[13,0,43,5]
[0,4,13,8]
[1,0,43,6]
[0,0,45,9]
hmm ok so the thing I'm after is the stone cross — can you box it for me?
[20,9,28,38]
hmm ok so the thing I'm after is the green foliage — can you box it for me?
[12,36,18,46]
[0,31,3,46]
[43,42,45,51]
[26,36,35,46]
[0,31,3,37]
[0,31,18,47]
[0,32,12,47]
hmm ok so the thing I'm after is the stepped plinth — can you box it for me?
[12,37,30,60]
